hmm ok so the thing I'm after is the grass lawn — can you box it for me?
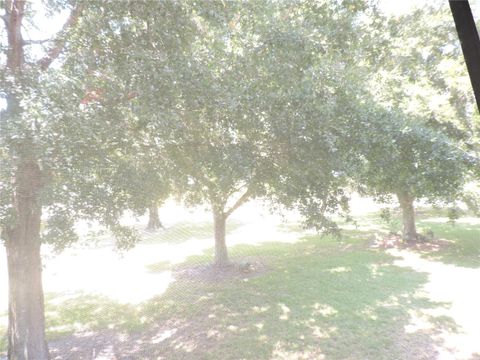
[1,207,479,359]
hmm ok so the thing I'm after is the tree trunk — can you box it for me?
[213,210,229,267]
[397,192,418,243]
[3,1,82,358]
[5,161,50,360]
[146,205,163,230]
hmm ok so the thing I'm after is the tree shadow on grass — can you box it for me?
[343,209,480,269]
[0,293,144,357]
[45,293,145,337]
[415,219,480,268]
[38,235,468,359]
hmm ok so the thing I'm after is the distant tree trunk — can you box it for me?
[396,192,418,243]
[5,160,50,360]
[213,209,229,267]
[146,204,163,230]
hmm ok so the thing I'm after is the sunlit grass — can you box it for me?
[0,206,478,358]
[140,220,243,245]
[37,235,453,359]
[154,236,444,360]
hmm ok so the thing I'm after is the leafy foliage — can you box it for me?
[352,105,471,204]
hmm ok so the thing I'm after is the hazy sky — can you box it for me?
[379,0,480,18]
[14,1,480,44]
[379,0,428,15]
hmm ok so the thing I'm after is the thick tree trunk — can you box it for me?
[3,1,82,358]
[396,192,418,243]
[146,205,163,230]
[213,210,229,267]
[5,161,50,360]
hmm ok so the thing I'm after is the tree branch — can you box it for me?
[224,186,253,219]
[37,2,84,71]
[23,39,51,45]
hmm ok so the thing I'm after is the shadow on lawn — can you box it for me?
[345,209,480,269]
[416,219,480,268]
[39,236,468,360]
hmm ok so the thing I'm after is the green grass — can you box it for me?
[1,208,478,358]
[136,236,451,359]
[45,292,144,340]
[417,218,480,267]
[348,207,480,268]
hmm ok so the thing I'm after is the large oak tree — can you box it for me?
[0,0,161,357]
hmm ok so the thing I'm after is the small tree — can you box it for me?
[56,0,379,268]
[353,106,472,242]
[158,61,270,266]
[64,0,198,234]
[152,0,376,265]
[120,158,170,231]
[358,4,479,241]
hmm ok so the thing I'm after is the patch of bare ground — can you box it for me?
[369,232,453,253]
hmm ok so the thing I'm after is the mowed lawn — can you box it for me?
[1,207,479,359]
